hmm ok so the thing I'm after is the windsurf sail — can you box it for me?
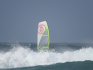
[37,21,50,51]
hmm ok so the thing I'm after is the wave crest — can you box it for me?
[0,45,93,68]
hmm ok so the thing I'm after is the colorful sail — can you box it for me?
[37,21,50,51]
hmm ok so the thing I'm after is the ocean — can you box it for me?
[0,42,93,70]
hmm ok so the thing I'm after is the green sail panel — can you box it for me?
[37,21,50,51]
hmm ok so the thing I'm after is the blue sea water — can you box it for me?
[0,42,93,70]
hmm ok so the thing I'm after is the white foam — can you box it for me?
[0,45,93,68]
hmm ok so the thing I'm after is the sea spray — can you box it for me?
[0,45,93,68]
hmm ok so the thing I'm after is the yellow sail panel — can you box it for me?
[37,21,50,51]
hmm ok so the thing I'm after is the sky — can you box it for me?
[0,0,93,43]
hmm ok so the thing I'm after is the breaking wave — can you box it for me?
[0,45,93,68]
